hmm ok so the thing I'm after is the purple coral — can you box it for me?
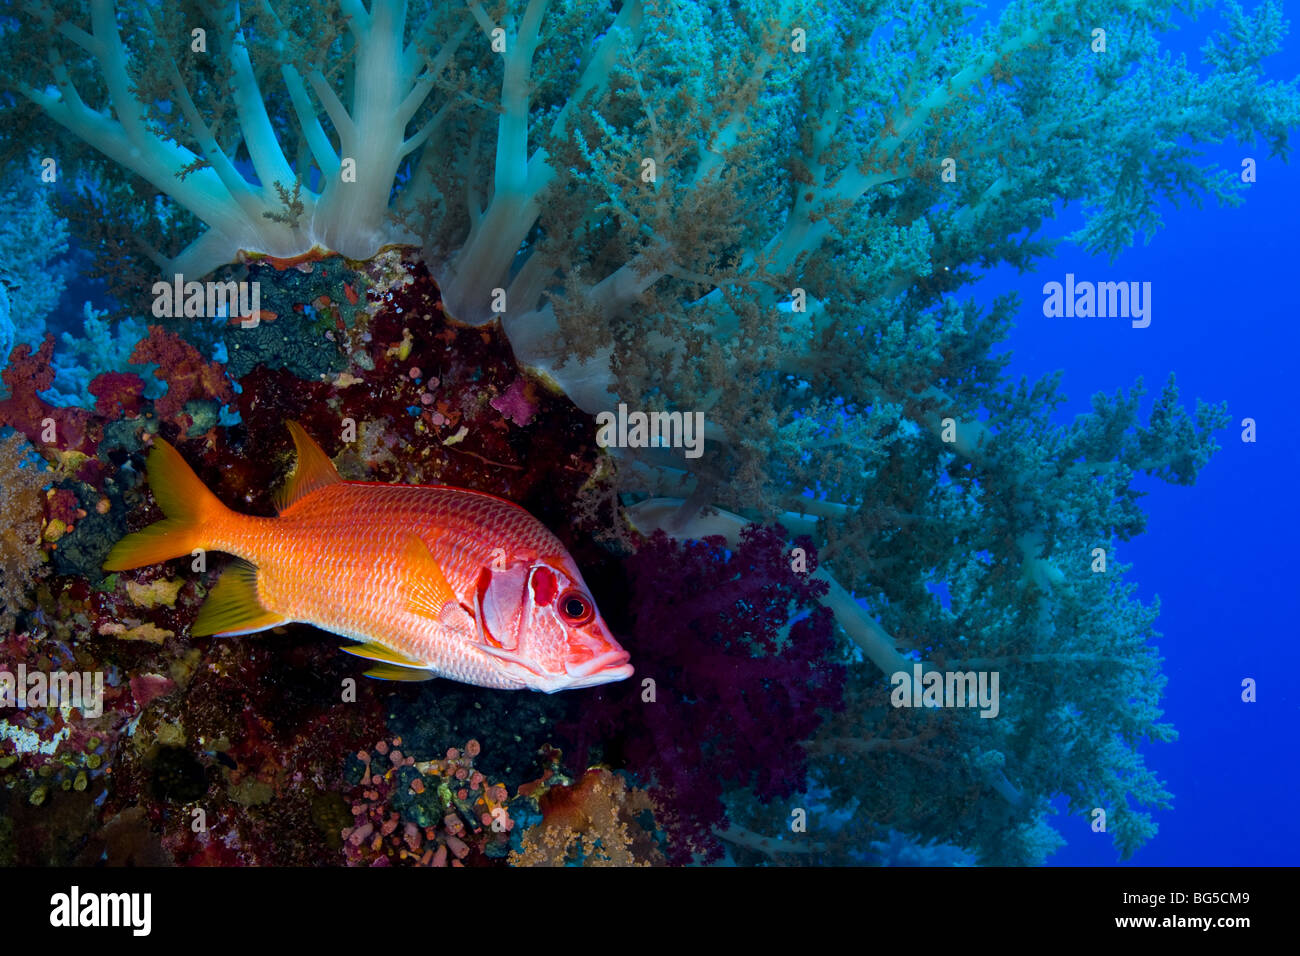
[562,526,845,863]
[490,378,538,428]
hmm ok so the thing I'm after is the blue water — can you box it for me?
[969,20,1300,861]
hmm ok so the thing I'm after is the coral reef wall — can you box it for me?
[0,0,1295,865]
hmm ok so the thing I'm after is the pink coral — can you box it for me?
[128,325,233,430]
[0,336,97,454]
[490,377,538,428]
[128,673,177,708]
[88,371,147,419]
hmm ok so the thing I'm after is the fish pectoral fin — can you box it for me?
[362,663,437,682]
[402,534,457,619]
[441,602,476,631]
[339,642,425,666]
[192,560,287,637]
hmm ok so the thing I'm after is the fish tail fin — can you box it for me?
[103,439,231,571]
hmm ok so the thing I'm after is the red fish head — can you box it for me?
[471,556,633,693]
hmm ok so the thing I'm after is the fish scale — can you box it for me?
[102,423,634,693]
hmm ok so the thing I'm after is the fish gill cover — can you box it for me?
[0,0,1294,867]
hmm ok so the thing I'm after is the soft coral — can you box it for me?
[561,525,844,863]
[128,325,233,432]
[0,336,97,454]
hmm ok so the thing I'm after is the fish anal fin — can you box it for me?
[339,642,425,667]
[403,534,457,619]
[363,663,437,682]
[192,561,286,637]
[275,421,343,512]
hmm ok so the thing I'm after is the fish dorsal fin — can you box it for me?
[403,534,457,619]
[192,560,287,636]
[274,421,342,512]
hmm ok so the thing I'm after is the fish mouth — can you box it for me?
[475,641,632,691]
[564,650,633,682]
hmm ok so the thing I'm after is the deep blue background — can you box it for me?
[968,10,1299,866]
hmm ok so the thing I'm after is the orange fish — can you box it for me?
[103,423,633,693]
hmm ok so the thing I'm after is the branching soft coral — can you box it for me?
[631,372,1216,863]
[128,325,234,434]
[627,373,1216,864]
[0,336,98,456]
[511,766,663,867]
[40,305,148,410]
[0,174,69,338]
[4,1,1292,454]
[561,525,844,864]
[0,431,50,632]
[2,0,476,275]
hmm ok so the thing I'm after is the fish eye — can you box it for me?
[558,590,594,625]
